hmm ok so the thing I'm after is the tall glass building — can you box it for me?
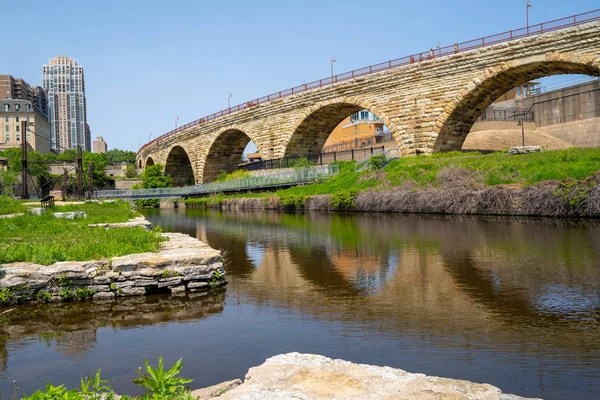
[42,56,89,152]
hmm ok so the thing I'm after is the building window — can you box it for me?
[360,111,369,120]
[4,134,8,143]
[27,133,31,141]
[16,134,20,141]
[4,116,7,123]
[350,112,359,122]
[3,104,8,112]
[15,104,20,112]
[26,116,30,122]
[15,116,19,123]
[26,104,31,112]
[16,125,19,132]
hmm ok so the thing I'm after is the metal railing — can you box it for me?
[95,164,340,199]
[138,9,600,155]
[242,145,386,171]
[322,133,394,153]
[477,109,535,122]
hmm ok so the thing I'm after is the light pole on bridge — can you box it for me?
[330,55,336,83]
[228,91,233,110]
[526,1,532,35]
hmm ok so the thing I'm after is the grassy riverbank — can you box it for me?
[184,149,600,216]
[0,201,164,265]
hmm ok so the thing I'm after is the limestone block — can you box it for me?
[93,291,116,300]
[119,287,146,297]
[53,211,86,219]
[508,146,542,155]
[207,353,538,400]
[27,208,46,216]
[187,281,209,289]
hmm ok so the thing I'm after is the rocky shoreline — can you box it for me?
[190,353,539,399]
[0,231,226,305]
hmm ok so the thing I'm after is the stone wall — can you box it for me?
[0,232,226,305]
[138,22,600,183]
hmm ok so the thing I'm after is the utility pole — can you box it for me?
[87,162,94,199]
[20,121,29,199]
[77,145,84,199]
[62,167,69,201]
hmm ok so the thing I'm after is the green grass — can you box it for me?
[275,148,600,196]
[0,195,28,215]
[56,200,138,224]
[0,202,164,265]
[181,149,600,206]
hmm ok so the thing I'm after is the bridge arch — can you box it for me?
[145,157,155,168]
[434,52,600,151]
[164,145,195,186]
[284,99,398,158]
[203,128,258,182]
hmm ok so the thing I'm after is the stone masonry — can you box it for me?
[0,232,226,304]
[137,22,600,183]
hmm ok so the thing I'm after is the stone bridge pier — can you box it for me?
[137,21,600,184]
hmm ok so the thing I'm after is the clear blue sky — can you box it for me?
[1,0,598,152]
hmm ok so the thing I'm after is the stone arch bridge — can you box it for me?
[137,13,600,185]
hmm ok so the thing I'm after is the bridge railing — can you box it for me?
[477,109,535,122]
[95,164,340,199]
[138,9,600,155]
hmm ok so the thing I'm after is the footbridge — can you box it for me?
[137,10,600,185]
[95,165,338,200]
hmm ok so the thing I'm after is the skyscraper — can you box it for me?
[42,56,89,153]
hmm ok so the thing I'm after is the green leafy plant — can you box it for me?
[37,291,53,303]
[59,288,74,301]
[110,283,117,291]
[0,287,15,304]
[330,188,360,210]
[367,154,387,171]
[161,270,180,279]
[134,357,193,398]
[80,370,116,400]
[279,194,306,209]
[75,288,96,300]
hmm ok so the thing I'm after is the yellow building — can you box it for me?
[1,99,51,154]
[323,111,389,152]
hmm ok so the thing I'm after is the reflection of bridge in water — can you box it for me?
[146,209,600,357]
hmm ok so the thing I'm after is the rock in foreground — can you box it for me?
[194,353,539,400]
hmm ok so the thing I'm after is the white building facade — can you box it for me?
[42,56,90,153]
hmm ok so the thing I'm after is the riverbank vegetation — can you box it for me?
[18,357,195,400]
[0,201,164,265]
[183,149,600,216]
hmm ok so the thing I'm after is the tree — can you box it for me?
[140,164,172,189]
[105,149,137,165]
[83,152,109,187]
[134,164,171,207]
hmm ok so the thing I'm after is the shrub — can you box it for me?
[330,188,360,210]
[215,169,250,182]
[367,154,387,171]
[289,156,313,169]
[279,194,307,209]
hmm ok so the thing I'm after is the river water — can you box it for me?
[1,209,600,399]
